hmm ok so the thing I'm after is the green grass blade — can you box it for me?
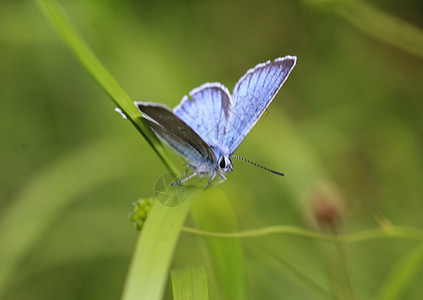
[122,188,200,300]
[191,190,245,300]
[34,0,177,175]
[34,2,199,299]
[171,265,209,300]
[375,241,423,300]
[0,137,139,297]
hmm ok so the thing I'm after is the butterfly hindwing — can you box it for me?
[223,56,296,153]
[174,83,232,150]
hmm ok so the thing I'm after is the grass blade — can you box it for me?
[122,188,200,300]
[375,241,423,300]
[34,0,177,174]
[34,1,198,299]
[171,265,209,300]
[0,137,138,297]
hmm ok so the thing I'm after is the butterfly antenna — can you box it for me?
[231,155,285,176]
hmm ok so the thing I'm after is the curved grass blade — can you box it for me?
[33,2,196,300]
[34,0,177,175]
[122,187,200,300]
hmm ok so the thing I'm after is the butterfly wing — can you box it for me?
[135,102,217,169]
[223,56,296,153]
[174,83,232,151]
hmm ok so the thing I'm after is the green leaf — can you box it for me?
[171,265,209,300]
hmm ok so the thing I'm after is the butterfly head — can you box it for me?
[218,156,233,174]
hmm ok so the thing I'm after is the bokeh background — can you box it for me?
[1,0,423,299]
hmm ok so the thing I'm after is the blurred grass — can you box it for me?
[1,0,423,299]
[376,241,423,300]
[0,137,138,296]
[307,0,423,59]
[190,190,245,300]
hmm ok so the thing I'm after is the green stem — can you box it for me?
[181,225,423,243]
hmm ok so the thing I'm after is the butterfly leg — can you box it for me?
[172,166,190,186]
[214,174,227,186]
[172,166,199,186]
[177,172,198,185]
[205,173,227,189]
[204,172,216,190]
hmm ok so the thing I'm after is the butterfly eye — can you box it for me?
[219,158,226,169]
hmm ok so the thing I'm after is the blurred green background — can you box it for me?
[1,0,423,299]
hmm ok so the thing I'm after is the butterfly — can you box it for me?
[135,56,296,187]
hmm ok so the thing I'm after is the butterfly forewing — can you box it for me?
[224,56,296,153]
[136,102,217,167]
[174,83,232,149]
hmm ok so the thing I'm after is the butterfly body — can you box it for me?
[136,56,296,187]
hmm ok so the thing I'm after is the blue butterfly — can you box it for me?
[135,56,296,187]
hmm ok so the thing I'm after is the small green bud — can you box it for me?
[129,197,155,231]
